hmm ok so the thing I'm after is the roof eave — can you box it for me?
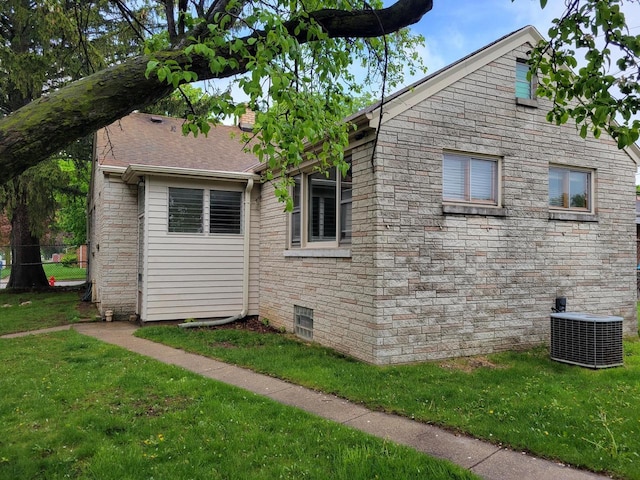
[121,164,260,185]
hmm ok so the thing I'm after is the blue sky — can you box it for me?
[404,0,640,84]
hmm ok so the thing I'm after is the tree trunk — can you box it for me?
[0,0,434,182]
[7,199,49,288]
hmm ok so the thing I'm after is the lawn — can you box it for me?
[136,324,640,480]
[0,290,95,336]
[0,330,476,480]
[0,265,86,281]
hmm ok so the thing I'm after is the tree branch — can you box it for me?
[0,0,433,182]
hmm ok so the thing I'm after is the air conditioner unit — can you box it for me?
[550,312,623,369]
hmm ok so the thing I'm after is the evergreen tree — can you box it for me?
[0,0,149,287]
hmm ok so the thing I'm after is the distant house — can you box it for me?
[89,26,639,365]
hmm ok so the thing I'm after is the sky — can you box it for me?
[214,0,640,181]
[386,0,640,184]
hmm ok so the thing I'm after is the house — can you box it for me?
[89,26,639,365]
[88,113,261,323]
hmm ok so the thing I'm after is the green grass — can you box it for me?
[136,325,640,479]
[0,330,476,480]
[0,265,86,281]
[0,290,95,335]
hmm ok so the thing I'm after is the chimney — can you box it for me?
[238,106,255,132]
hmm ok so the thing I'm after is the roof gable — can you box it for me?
[362,26,544,127]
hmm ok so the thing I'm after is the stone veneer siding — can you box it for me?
[258,43,638,365]
[89,170,138,320]
[259,144,382,363]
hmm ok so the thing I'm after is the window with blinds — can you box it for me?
[289,156,352,248]
[515,59,532,99]
[291,176,302,246]
[168,187,203,233]
[443,153,498,205]
[309,170,337,242]
[210,190,242,234]
[549,166,592,210]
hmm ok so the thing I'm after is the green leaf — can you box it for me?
[579,124,588,139]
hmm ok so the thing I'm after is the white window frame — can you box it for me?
[442,152,501,207]
[288,156,352,249]
[548,165,594,213]
[515,59,532,99]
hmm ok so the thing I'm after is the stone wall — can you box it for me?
[258,145,382,363]
[89,170,138,320]
[258,42,637,365]
[368,43,637,364]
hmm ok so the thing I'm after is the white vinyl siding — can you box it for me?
[141,179,255,322]
[443,153,498,205]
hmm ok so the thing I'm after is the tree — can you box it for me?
[0,0,433,183]
[0,1,148,287]
[531,0,640,149]
[142,84,219,118]
[2,0,640,188]
[55,157,92,246]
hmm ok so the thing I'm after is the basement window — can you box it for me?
[294,305,314,340]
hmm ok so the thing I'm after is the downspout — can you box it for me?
[180,177,254,328]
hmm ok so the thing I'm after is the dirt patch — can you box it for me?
[76,298,99,319]
[439,356,503,373]
[204,316,282,334]
[132,394,191,417]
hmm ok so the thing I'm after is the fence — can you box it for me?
[0,244,88,287]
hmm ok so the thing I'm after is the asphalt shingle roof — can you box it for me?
[95,112,259,173]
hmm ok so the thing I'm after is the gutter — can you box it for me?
[179,177,254,328]
[121,164,259,184]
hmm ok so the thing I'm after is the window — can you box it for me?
[294,305,313,340]
[443,153,498,205]
[515,59,532,99]
[168,187,203,233]
[291,177,302,246]
[289,156,352,247]
[549,166,592,211]
[210,190,242,234]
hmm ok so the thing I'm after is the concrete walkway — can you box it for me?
[4,322,610,480]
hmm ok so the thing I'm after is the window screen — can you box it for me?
[210,190,242,234]
[168,187,203,233]
[291,176,301,246]
[340,158,353,242]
